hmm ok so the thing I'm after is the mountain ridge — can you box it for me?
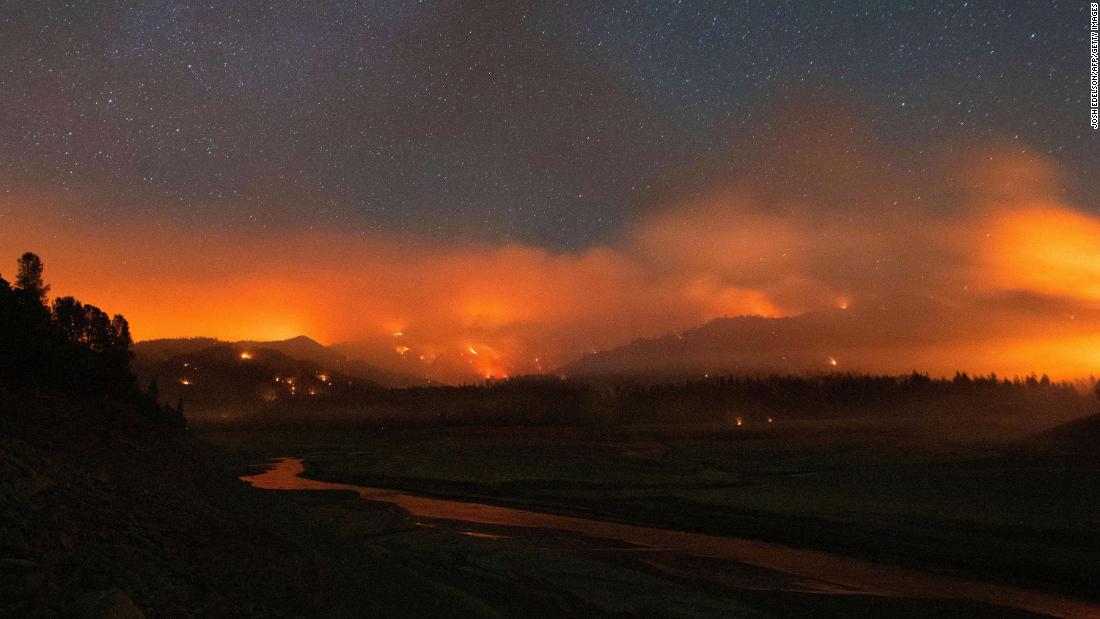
[557,310,874,379]
[136,335,426,388]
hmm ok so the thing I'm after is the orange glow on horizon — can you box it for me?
[982,204,1100,302]
[4,145,1100,382]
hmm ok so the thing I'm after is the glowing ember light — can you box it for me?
[837,297,849,310]
[767,416,774,423]
[239,351,253,360]
[467,345,479,355]
[179,378,192,386]
[393,331,404,337]
[735,417,743,427]
[394,345,410,355]
[307,388,317,396]
[316,373,329,382]
[828,356,838,367]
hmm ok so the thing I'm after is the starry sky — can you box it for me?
[2,1,1099,382]
[2,0,1096,248]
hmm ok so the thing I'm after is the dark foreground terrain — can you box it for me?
[0,389,319,616]
[199,415,1100,617]
[1,390,521,617]
[10,378,1100,617]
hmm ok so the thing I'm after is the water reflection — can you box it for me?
[243,458,1099,618]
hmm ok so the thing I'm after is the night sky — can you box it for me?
[2,1,1099,382]
[2,1,1095,249]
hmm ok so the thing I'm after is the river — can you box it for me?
[242,457,1100,618]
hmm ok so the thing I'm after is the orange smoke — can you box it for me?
[981,205,1100,302]
[2,137,1099,383]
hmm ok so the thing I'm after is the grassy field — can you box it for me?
[200,417,1100,607]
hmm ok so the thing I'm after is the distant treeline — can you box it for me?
[606,371,1092,424]
[0,252,182,424]
[251,376,599,426]
[229,371,1095,429]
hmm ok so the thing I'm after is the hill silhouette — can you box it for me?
[558,312,862,379]
[1033,412,1100,459]
[136,336,426,388]
[134,343,380,421]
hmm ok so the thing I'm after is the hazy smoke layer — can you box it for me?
[3,122,1098,382]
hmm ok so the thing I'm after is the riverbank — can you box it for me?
[198,419,1100,615]
[203,421,1100,597]
[245,457,1100,618]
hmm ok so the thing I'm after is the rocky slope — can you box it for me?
[0,389,325,617]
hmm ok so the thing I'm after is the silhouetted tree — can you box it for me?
[0,273,14,371]
[52,296,87,343]
[15,252,49,303]
[0,251,182,425]
[108,314,134,372]
[84,305,113,353]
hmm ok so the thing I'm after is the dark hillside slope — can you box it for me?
[134,345,378,421]
[1033,412,1100,461]
[0,388,324,616]
[136,336,426,388]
